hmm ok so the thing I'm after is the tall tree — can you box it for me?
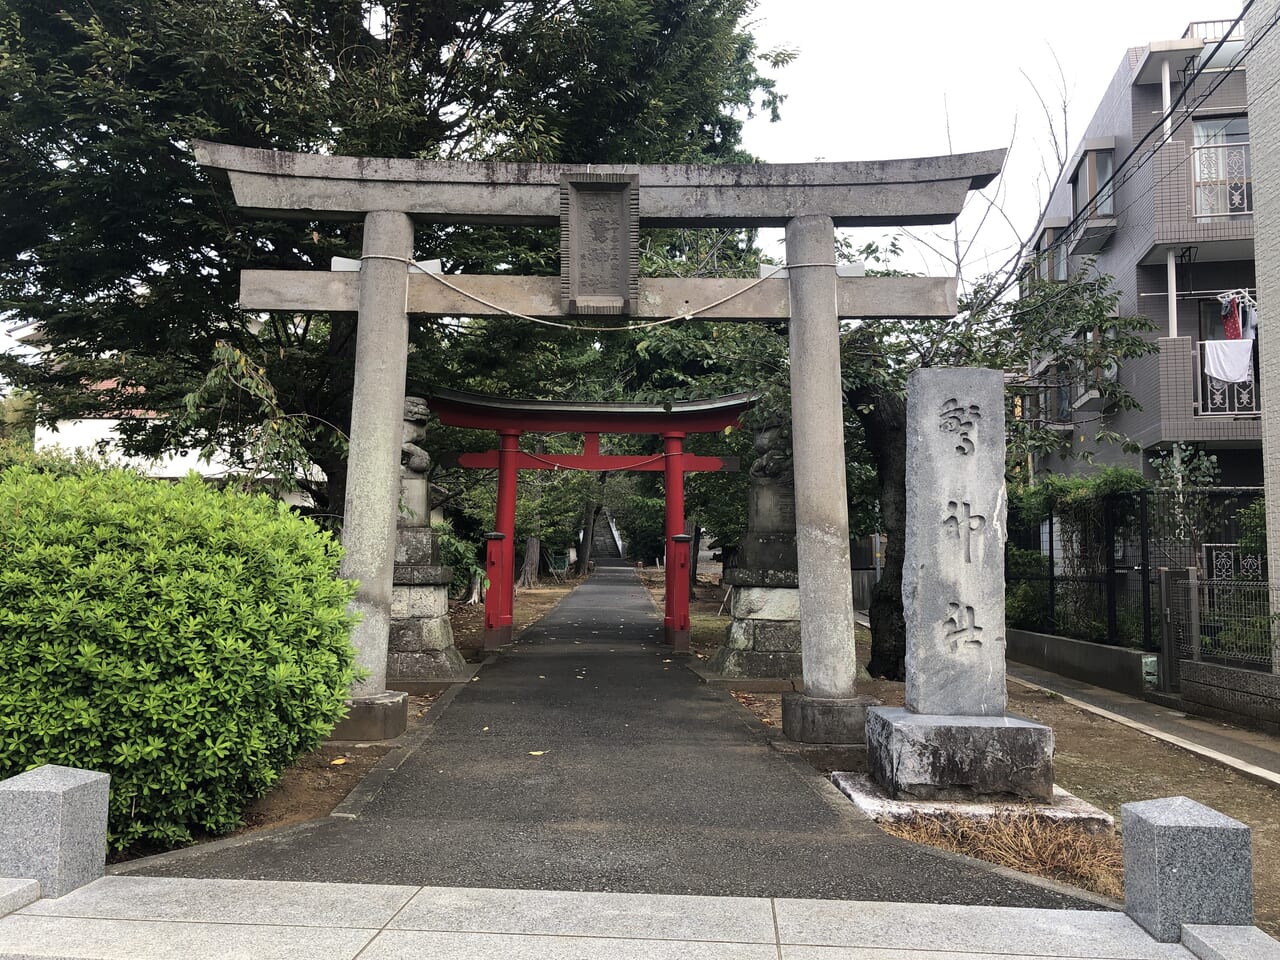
[0,0,786,514]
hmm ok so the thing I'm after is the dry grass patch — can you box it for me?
[880,812,1124,901]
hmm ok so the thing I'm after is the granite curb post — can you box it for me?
[866,368,1054,800]
[0,765,109,899]
[1122,796,1253,943]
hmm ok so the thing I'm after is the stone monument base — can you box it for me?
[389,554,467,680]
[389,581,467,681]
[782,692,881,744]
[330,691,408,741]
[709,577,802,679]
[865,706,1055,802]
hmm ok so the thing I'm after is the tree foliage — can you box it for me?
[0,468,356,851]
[0,0,787,517]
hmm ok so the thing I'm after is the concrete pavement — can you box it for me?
[0,874,1232,960]
[117,563,1093,906]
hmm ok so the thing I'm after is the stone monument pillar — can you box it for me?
[388,396,467,685]
[866,367,1054,800]
[710,418,802,678]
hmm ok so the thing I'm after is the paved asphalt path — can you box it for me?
[126,562,1098,908]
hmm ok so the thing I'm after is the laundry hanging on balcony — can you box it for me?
[1218,289,1258,340]
[1203,339,1255,383]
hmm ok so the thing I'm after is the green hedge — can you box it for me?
[0,469,358,851]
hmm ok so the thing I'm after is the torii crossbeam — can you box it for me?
[193,140,1004,742]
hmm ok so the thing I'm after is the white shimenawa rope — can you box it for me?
[358,255,838,332]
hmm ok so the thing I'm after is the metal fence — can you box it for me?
[1006,486,1264,652]
[1161,570,1276,676]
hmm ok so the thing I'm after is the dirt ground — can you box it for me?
[730,642,1280,937]
[449,580,579,653]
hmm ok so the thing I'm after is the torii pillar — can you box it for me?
[334,211,413,738]
[663,431,690,649]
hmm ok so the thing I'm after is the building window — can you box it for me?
[1034,227,1068,282]
[1194,116,1251,218]
[1072,149,1115,219]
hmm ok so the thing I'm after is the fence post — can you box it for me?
[1187,565,1202,662]
[1157,567,1177,692]
[1140,490,1153,651]
[1047,512,1056,628]
[1105,496,1119,644]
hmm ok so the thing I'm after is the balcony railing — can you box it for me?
[1196,339,1261,416]
[1184,20,1239,42]
[1193,141,1252,217]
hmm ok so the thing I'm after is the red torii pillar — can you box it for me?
[663,432,690,652]
[484,429,521,649]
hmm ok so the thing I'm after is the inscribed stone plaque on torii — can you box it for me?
[903,367,1008,716]
[560,173,640,315]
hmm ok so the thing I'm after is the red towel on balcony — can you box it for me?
[1222,297,1242,339]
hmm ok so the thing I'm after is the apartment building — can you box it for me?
[1026,19,1260,486]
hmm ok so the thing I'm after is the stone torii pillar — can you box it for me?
[333,210,413,738]
[780,215,876,742]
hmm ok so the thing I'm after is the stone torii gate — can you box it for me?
[426,387,753,652]
[194,141,1003,741]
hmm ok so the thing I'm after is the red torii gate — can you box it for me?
[427,388,752,652]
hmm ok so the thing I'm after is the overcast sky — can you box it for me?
[740,1,1241,281]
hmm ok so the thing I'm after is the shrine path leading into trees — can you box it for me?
[122,561,1097,908]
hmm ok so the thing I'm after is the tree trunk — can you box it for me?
[517,535,541,589]
[464,570,484,605]
[577,502,601,577]
[687,520,701,599]
[851,383,908,681]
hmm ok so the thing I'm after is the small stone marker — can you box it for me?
[1122,796,1254,943]
[0,764,109,899]
[866,368,1054,801]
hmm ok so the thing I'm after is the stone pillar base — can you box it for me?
[388,648,469,682]
[708,649,802,678]
[866,706,1055,802]
[782,692,880,744]
[709,582,802,679]
[329,691,408,742]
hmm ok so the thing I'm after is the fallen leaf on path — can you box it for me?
[482,726,490,732]
[662,659,672,663]
[528,750,548,756]
[329,757,349,766]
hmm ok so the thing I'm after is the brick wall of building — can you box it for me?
[1245,2,1280,656]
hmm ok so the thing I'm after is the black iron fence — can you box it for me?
[1006,486,1264,652]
